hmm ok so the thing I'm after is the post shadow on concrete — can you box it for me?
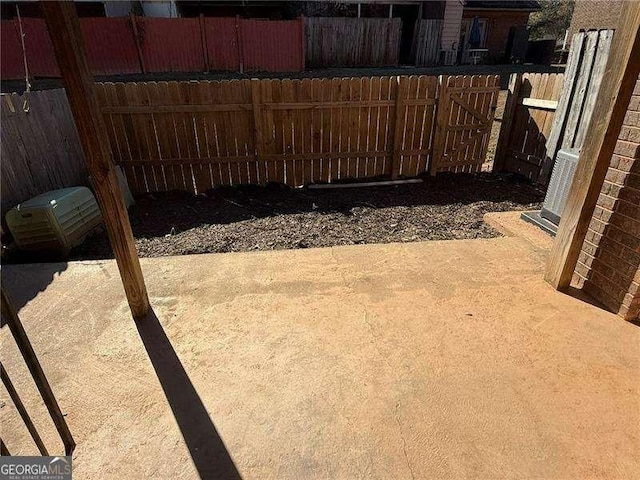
[135,310,241,480]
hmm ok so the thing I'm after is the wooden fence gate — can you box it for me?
[431,75,500,173]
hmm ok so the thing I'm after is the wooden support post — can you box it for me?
[389,76,408,179]
[251,79,267,184]
[545,2,640,289]
[493,73,521,172]
[1,287,75,455]
[42,1,150,319]
[1,362,49,456]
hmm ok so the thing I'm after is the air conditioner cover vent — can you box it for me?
[6,187,102,253]
[541,148,580,225]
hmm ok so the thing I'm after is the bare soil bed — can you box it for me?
[55,173,541,260]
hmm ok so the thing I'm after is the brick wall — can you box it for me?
[573,75,640,321]
[463,9,531,61]
[568,0,623,40]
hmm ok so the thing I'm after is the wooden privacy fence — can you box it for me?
[1,89,87,219]
[305,18,402,68]
[494,30,613,185]
[95,74,500,194]
[0,16,304,79]
[412,19,443,67]
[0,75,499,207]
[1,16,446,78]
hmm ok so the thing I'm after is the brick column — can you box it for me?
[573,75,640,321]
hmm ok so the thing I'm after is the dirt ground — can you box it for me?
[36,172,545,261]
[486,90,508,168]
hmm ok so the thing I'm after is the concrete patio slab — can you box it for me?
[1,235,639,479]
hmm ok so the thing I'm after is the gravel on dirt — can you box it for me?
[44,172,542,261]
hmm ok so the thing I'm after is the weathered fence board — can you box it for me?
[412,19,443,67]
[495,72,564,183]
[432,75,500,173]
[95,75,461,193]
[1,90,87,219]
[305,18,402,67]
[563,29,613,150]
[542,29,613,179]
[495,30,613,185]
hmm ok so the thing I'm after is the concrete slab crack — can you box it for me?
[329,247,352,291]
[362,311,394,373]
[395,402,416,480]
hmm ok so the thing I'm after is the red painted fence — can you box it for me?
[20,17,59,77]
[1,21,23,80]
[81,17,140,75]
[0,16,304,80]
[240,19,304,72]
[137,17,205,73]
[204,18,239,71]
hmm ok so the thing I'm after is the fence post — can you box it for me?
[388,76,407,179]
[200,14,209,73]
[251,79,267,184]
[235,15,243,74]
[493,73,521,172]
[430,75,448,176]
[130,14,146,74]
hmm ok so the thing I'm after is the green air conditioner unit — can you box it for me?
[6,187,102,254]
